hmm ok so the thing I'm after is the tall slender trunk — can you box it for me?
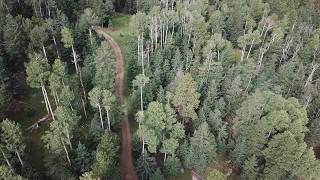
[81,98,88,119]
[65,127,72,150]
[171,22,175,41]
[61,139,71,165]
[42,45,47,60]
[1,149,12,168]
[165,22,169,45]
[164,152,167,163]
[71,45,79,73]
[106,109,111,132]
[52,35,60,59]
[53,90,58,106]
[240,46,246,62]
[246,39,255,60]
[15,149,24,167]
[142,137,145,155]
[138,35,140,65]
[141,33,145,76]
[305,64,318,88]
[89,28,93,46]
[155,21,158,50]
[147,45,150,68]
[43,85,55,121]
[78,66,87,119]
[41,86,50,113]
[140,86,143,113]
[98,104,104,129]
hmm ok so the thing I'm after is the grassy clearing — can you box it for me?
[105,14,138,131]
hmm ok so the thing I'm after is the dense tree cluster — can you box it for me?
[126,0,320,179]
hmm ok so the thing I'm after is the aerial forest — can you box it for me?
[0,0,320,179]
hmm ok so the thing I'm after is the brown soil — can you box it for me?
[95,27,139,180]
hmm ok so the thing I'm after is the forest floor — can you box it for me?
[96,25,138,180]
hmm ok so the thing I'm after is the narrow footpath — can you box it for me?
[95,27,139,180]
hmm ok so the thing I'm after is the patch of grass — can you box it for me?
[105,14,139,131]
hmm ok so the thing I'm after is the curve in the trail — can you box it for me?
[95,27,139,180]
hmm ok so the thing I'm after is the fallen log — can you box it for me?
[26,113,53,132]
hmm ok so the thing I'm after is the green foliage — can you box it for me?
[137,101,184,155]
[232,90,319,179]
[89,0,114,26]
[25,53,50,88]
[136,152,155,180]
[74,142,92,174]
[0,119,24,166]
[92,134,119,179]
[0,57,11,113]
[0,165,25,180]
[172,74,200,122]
[93,42,115,90]
[150,168,164,180]
[77,8,100,32]
[61,27,74,48]
[185,122,217,173]
[163,156,182,177]
[207,169,227,180]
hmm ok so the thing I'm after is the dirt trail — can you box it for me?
[95,27,139,180]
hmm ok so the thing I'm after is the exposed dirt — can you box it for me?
[95,27,139,180]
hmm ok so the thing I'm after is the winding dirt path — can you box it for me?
[95,27,138,180]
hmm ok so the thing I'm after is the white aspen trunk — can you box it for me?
[246,39,255,60]
[187,33,191,47]
[171,22,175,41]
[69,102,74,111]
[15,149,23,167]
[78,66,87,119]
[150,19,154,52]
[304,95,312,109]
[141,33,145,76]
[165,21,169,45]
[41,86,50,113]
[43,85,55,121]
[39,1,43,17]
[65,127,72,150]
[42,45,47,60]
[71,45,79,73]
[160,19,163,48]
[52,35,60,59]
[81,98,88,119]
[98,104,104,129]
[140,86,143,113]
[147,45,150,68]
[47,4,51,17]
[1,150,12,168]
[55,91,60,104]
[138,35,140,65]
[62,140,71,165]
[89,28,93,46]
[53,90,58,106]
[217,50,220,61]
[240,46,246,62]
[155,21,158,50]
[164,152,167,163]
[106,109,111,132]
[142,138,145,155]
[304,64,318,88]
